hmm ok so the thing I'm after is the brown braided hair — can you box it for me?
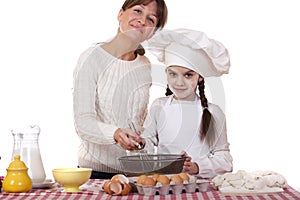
[165,78,214,146]
[198,79,212,143]
[165,84,173,96]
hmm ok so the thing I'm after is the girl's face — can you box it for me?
[118,1,158,43]
[166,66,203,101]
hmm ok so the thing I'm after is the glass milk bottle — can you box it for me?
[12,125,46,183]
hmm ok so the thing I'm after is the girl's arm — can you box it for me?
[194,104,233,178]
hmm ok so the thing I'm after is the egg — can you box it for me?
[120,182,131,195]
[109,181,123,195]
[142,176,157,186]
[170,174,183,184]
[111,174,129,184]
[102,180,113,194]
[152,173,160,180]
[137,174,147,185]
[102,180,122,195]
[179,172,190,183]
[156,175,170,185]
[103,174,132,195]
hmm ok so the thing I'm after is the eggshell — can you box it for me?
[143,177,157,186]
[152,173,160,180]
[179,172,190,183]
[102,180,113,194]
[156,175,170,185]
[137,175,147,185]
[170,174,183,184]
[103,180,123,195]
[111,174,129,184]
[103,175,131,195]
[110,181,123,195]
[120,182,131,195]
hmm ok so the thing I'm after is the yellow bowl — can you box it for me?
[52,168,92,192]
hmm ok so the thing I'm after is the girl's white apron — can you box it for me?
[157,95,210,160]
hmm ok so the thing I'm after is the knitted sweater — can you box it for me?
[73,44,152,172]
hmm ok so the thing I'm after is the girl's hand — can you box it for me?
[182,154,199,175]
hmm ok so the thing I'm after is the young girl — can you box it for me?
[141,29,233,178]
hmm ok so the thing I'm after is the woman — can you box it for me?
[73,0,168,179]
[142,28,233,178]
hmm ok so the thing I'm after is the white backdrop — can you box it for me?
[0,0,299,191]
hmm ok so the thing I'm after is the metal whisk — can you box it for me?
[128,122,144,150]
[128,122,152,172]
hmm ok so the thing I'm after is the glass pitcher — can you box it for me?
[11,124,46,183]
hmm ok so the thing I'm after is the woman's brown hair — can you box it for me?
[122,0,168,56]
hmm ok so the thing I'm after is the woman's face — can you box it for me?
[118,1,158,43]
[166,66,203,101]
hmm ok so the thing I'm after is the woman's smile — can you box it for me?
[130,23,144,33]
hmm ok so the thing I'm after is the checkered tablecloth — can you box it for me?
[1,178,300,200]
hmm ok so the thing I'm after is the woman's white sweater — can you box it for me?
[73,44,152,172]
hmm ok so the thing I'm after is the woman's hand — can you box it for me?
[181,151,199,175]
[114,128,145,150]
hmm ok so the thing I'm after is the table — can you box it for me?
[1,179,300,200]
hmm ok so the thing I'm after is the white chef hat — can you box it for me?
[146,28,230,77]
